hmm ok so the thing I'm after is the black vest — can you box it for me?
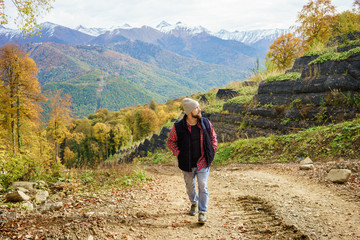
[174,115,215,172]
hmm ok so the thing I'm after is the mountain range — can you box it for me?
[0,21,289,117]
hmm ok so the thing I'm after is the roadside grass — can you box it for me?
[136,150,174,165]
[62,163,152,193]
[213,119,360,165]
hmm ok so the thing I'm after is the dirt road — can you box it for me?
[2,161,360,239]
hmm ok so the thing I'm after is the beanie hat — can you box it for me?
[182,98,199,115]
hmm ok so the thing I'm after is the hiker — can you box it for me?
[167,98,217,224]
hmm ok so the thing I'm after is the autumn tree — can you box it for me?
[0,43,41,154]
[293,0,336,49]
[330,10,360,40]
[92,122,110,160]
[149,100,157,111]
[133,108,158,141]
[354,0,360,13]
[46,89,72,161]
[266,33,303,70]
[0,0,54,35]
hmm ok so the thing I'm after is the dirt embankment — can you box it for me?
[1,161,360,239]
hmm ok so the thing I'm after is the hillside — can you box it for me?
[0,22,289,117]
[23,42,244,116]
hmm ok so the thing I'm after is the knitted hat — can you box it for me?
[182,98,199,115]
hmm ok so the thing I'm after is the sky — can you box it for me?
[3,0,355,32]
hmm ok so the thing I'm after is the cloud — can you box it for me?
[4,0,355,31]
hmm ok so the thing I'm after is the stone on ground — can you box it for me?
[327,169,351,183]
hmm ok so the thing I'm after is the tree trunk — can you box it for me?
[16,94,22,150]
[11,116,16,154]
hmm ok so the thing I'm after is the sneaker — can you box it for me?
[198,212,206,224]
[189,203,198,216]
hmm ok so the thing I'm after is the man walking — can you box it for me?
[167,98,217,224]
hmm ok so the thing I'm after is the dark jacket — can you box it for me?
[174,115,215,171]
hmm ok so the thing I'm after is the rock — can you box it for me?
[10,181,35,191]
[300,157,313,165]
[199,94,209,104]
[15,187,29,193]
[51,181,66,191]
[5,191,30,202]
[22,202,34,211]
[299,164,314,170]
[84,212,95,218]
[88,235,94,240]
[327,169,352,183]
[216,89,240,100]
[50,201,63,211]
[39,201,63,212]
[35,190,49,203]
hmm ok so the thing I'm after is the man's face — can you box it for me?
[191,106,202,119]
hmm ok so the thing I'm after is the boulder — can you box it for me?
[299,164,314,170]
[300,157,313,165]
[22,202,34,211]
[327,169,352,183]
[199,94,209,104]
[39,201,63,212]
[35,190,49,203]
[10,181,35,191]
[5,190,30,202]
[50,202,64,211]
[15,187,29,193]
[216,89,240,100]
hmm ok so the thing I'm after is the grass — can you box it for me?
[137,150,174,165]
[62,163,152,193]
[212,119,360,165]
[309,46,360,65]
[265,72,301,83]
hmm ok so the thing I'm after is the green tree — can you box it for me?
[0,43,41,154]
[0,0,54,35]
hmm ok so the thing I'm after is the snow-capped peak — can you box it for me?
[155,21,209,36]
[156,20,171,29]
[36,22,59,36]
[75,25,108,36]
[121,23,132,28]
[215,28,290,45]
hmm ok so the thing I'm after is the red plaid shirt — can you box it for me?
[167,119,217,170]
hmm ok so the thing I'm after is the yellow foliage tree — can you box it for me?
[331,10,360,40]
[293,0,336,49]
[0,43,41,154]
[46,89,72,161]
[0,0,54,35]
[92,122,110,160]
[134,108,159,141]
[266,33,303,70]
